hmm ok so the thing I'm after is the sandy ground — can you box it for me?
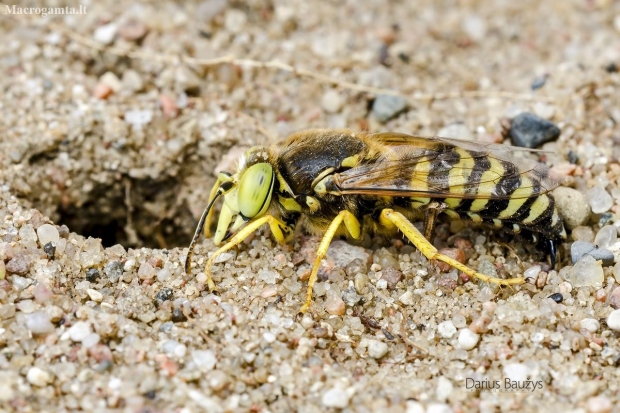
[1,1,620,412]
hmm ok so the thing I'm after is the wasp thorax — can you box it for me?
[238,163,274,219]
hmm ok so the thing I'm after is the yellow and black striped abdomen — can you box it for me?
[424,146,567,241]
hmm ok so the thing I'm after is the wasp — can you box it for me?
[185,129,566,313]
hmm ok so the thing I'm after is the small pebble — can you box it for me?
[609,286,620,309]
[586,185,614,214]
[321,90,344,113]
[33,283,53,303]
[17,299,35,313]
[192,349,217,371]
[68,321,92,342]
[324,292,345,316]
[93,82,112,99]
[572,226,595,242]
[548,292,563,303]
[571,241,614,266]
[399,290,415,306]
[437,320,457,338]
[372,94,408,122]
[328,241,370,268]
[427,403,452,413]
[138,262,156,280]
[85,268,100,282]
[380,267,402,289]
[118,19,148,41]
[6,253,32,275]
[452,314,467,329]
[586,396,612,413]
[469,313,492,333]
[172,308,188,322]
[341,286,361,306]
[594,225,617,249]
[508,112,561,148]
[122,69,144,93]
[27,367,52,387]
[82,333,101,349]
[87,288,103,302]
[160,94,179,118]
[437,123,473,140]
[436,248,466,272]
[503,363,528,382]
[599,212,614,227]
[531,74,549,91]
[523,265,541,280]
[157,269,172,283]
[458,328,480,350]
[26,311,55,335]
[553,187,591,229]
[93,22,118,45]
[406,400,425,413]
[606,309,620,331]
[43,242,56,259]
[104,261,123,281]
[580,318,600,333]
[565,255,604,287]
[461,14,487,42]
[367,339,389,359]
[36,224,59,246]
[322,387,351,408]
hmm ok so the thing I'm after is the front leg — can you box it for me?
[299,210,362,314]
[202,215,295,291]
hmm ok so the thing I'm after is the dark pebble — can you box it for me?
[144,390,157,400]
[598,212,614,227]
[531,74,549,90]
[605,62,618,73]
[372,94,408,123]
[570,241,614,266]
[508,112,561,148]
[103,261,123,282]
[85,268,100,282]
[154,287,174,307]
[382,328,395,340]
[567,150,578,164]
[43,242,56,259]
[548,292,563,303]
[58,225,70,239]
[171,308,188,322]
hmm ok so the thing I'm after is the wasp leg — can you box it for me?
[379,209,524,286]
[203,215,293,291]
[300,210,361,314]
[204,172,233,238]
[423,201,444,242]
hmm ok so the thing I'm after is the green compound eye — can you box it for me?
[238,163,274,219]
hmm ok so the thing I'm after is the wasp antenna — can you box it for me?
[185,189,224,274]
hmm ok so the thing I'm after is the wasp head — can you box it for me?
[212,148,275,245]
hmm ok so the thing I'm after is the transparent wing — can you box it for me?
[334,132,559,199]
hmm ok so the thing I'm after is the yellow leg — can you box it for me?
[204,214,292,291]
[380,209,524,286]
[299,210,362,314]
[204,172,233,238]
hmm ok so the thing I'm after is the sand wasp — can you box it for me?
[185,129,566,313]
